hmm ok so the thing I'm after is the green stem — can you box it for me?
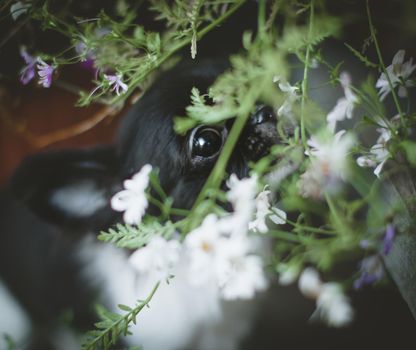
[366,0,404,122]
[324,192,349,236]
[268,229,302,243]
[300,0,315,150]
[84,282,160,350]
[187,86,260,227]
[257,0,266,39]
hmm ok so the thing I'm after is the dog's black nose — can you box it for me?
[241,105,279,161]
[249,105,275,126]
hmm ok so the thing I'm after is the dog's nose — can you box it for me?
[241,105,280,161]
[249,105,275,126]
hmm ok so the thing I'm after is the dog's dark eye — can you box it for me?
[190,127,223,158]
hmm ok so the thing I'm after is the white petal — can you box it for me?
[373,159,387,178]
[298,267,322,298]
[356,156,376,168]
[269,207,286,225]
[392,50,405,66]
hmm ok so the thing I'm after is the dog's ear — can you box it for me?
[10,146,120,233]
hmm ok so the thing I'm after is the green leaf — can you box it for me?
[344,43,378,68]
[399,140,416,166]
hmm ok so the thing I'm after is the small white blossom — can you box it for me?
[129,236,181,279]
[277,263,300,286]
[300,130,354,198]
[356,126,391,178]
[104,73,128,96]
[376,50,416,101]
[276,80,300,120]
[316,283,354,327]
[223,174,258,235]
[111,164,152,225]
[298,267,323,299]
[185,213,268,300]
[220,254,268,300]
[298,268,354,327]
[327,72,358,132]
[184,214,226,286]
[249,188,286,233]
[306,130,354,179]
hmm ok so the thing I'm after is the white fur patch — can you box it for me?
[0,279,31,349]
[77,235,259,350]
[50,181,106,217]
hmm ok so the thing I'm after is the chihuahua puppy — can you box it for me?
[0,57,280,350]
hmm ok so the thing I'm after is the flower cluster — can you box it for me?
[298,267,354,327]
[111,170,287,301]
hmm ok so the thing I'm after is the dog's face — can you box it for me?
[10,58,280,231]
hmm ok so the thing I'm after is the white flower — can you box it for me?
[111,164,152,225]
[185,213,268,300]
[226,174,258,211]
[299,131,353,200]
[216,232,267,300]
[327,72,358,132]
[298,267,323,299]
[298,268,354,327]
[300,130,354,198]
[220,254,268,300]
[276,80,300,120]
[129,236,181,279]
[356,126,391,177]
[10,1,29,20]
[104,73,128,96]
[376,50,416,101]
[184,214,225,286]
[316,283,354,327]
[223,174,258,235]
[249,188,286,233]
[277,263,300,286]
[307,130,354,178]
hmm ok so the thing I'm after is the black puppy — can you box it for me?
[0,58,280,350]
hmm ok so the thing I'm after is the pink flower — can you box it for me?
[37,59,55,88]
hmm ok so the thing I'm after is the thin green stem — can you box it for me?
[300,0,315,150]
[366,0,404,122]
[83,282,160,350]
[187,86,260,226]
[257,0,266,39]
[268,229,302,243]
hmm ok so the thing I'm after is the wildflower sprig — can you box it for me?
[82,282,160,350]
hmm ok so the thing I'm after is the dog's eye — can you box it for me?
[190,126,223,158]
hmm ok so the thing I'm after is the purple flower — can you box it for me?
[104,74,128,96]
[383,224,396,255]
[19,47,36,85]
[37,59,55,88]
[353,255,385,290]
[75,41,96,72]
